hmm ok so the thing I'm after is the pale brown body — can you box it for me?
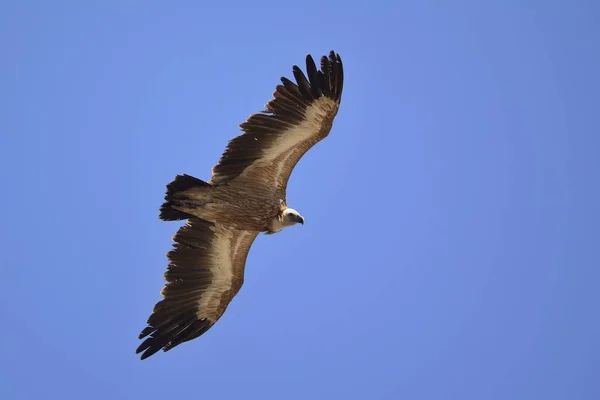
[175,182,286,232]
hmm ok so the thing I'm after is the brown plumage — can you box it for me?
[137,50,344,360]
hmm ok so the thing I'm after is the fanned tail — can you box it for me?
[159,174,212,221]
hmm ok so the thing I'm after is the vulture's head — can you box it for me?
[282,208,304,227]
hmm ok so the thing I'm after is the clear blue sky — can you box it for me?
[1,1,599,399]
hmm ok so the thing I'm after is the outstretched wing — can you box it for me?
[210,50,344,195]
[136,218,258,360]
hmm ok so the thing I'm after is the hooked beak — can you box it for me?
[298,216,304,225]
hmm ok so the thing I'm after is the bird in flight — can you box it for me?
[137,50,344,360]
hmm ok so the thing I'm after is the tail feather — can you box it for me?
[159,203,192,221]
[159,174,211,221]
[166,174,210,193]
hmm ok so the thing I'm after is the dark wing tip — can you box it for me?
[136,317,214,360]
[279,50,344,105]
[312,50,343,103]
[321,50,343,103]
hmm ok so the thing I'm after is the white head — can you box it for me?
[267,207,304,234]
[281,208,305,226]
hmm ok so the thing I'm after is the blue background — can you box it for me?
[1,1,599,399]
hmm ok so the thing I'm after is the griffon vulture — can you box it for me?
[136,50,344,359]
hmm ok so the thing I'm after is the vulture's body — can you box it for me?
[137,51,344,360]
